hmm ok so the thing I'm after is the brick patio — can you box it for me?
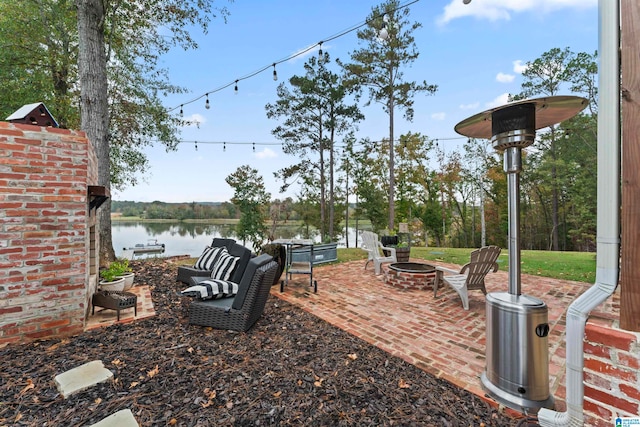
[271,258,617,413]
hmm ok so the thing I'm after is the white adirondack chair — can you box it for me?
[434,245,501,310]
[361,231,397,275]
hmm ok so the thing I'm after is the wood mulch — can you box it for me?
[0,260,531,426]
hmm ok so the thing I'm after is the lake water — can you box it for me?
[112,221,367,258]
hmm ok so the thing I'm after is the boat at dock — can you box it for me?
[122,239,165,259]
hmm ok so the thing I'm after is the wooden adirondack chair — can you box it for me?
[434,245,501,310]
[361,231,397,275]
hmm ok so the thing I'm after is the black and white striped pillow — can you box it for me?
[181,279,239,300]
[194,246,224,270]
[210,250,240,281]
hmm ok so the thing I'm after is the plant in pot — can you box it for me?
[112,259,135,290]
[99,264,126,292]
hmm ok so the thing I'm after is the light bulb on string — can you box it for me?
[318,41,323,62]
[234,80,238,94]
[272,64,278,81]
[379,14,390,40]
[252,142,255,152]
[205,94,210,109]
[223,142,226,152]
[195,141,198,151]
[179,105,183,117]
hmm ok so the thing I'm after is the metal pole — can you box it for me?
[504,146,522,296]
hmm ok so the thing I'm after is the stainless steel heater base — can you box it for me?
[481,372,554,413]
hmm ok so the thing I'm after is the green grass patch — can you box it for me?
[168,245,596,283]
[411,247,596,283]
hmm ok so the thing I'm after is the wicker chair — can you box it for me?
[188,254,277,331]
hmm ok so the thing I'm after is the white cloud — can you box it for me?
[182,113,206,128]
[289,42,326,63]
[485,93,510,108]
[431,112,446,121]
[255,147,277,159]
[437,0,596,25]
[496,72,515,83]
[513,60,528,74]
[460,102,480,110]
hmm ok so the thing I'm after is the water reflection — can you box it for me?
[112,221,364,258]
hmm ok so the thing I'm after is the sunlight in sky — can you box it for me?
[113,0,598,203]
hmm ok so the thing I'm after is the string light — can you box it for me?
[252,142,256,152]
[205,94,210,109]
[379,14,390,40]
[272,63,278,81]
[168,0,421,113]
[223,142,226,152]
[318,41,323,61]
[167,135,465,149]
[234,80,238,94]
[179,105,183,117]
[195,140,198,151]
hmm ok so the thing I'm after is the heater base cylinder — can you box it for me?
[482,292,555,413]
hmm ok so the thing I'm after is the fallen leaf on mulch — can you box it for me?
[18,379,34,396]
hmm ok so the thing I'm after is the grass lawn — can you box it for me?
[175,246,596,284]
[337,246,596,283]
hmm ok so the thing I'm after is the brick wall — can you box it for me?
[0,122,98,346]
[582,309,640,426]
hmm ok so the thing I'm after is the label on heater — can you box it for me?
[615,417,640,426]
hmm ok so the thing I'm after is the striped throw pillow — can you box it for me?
[181,279,239,300]
[210,249,240,281]
[194,246,224,271]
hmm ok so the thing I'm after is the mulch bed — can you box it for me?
[0,260,529,426]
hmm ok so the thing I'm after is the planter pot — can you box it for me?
[261,243,287,286]
[395,247,410,263]
[99,277,125,292]
[118,273,135,290]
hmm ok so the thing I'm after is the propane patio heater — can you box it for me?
[454,96,587,413]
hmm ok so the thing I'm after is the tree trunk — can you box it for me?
[550,130,560,251]
[329,123,335,240]
[76,0,114,265]
[319,117,326,241]
[388,64,395,231]
[480,189,486,247]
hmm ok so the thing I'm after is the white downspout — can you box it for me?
[538,0,620,426]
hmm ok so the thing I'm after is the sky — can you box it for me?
[112,0,599,203]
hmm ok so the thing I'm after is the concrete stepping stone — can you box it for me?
[54,360,113,398]
[88,409,138,427]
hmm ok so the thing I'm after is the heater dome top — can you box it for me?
[454,95,588,139]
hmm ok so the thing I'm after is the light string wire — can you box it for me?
[168,0,421,113]
[166,135,466,148]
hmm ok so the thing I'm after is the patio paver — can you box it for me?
[272,257,617,413]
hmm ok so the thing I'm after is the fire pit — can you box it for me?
[385,262,436,291]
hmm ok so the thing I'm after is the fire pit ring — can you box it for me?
[386,262,437,291]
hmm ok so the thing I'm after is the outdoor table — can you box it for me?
[92,290,137,321]
[272,238,317,293]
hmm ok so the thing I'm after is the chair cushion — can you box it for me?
[194,246,224,270]
[210,249,240,281]
[181,279,239,300]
